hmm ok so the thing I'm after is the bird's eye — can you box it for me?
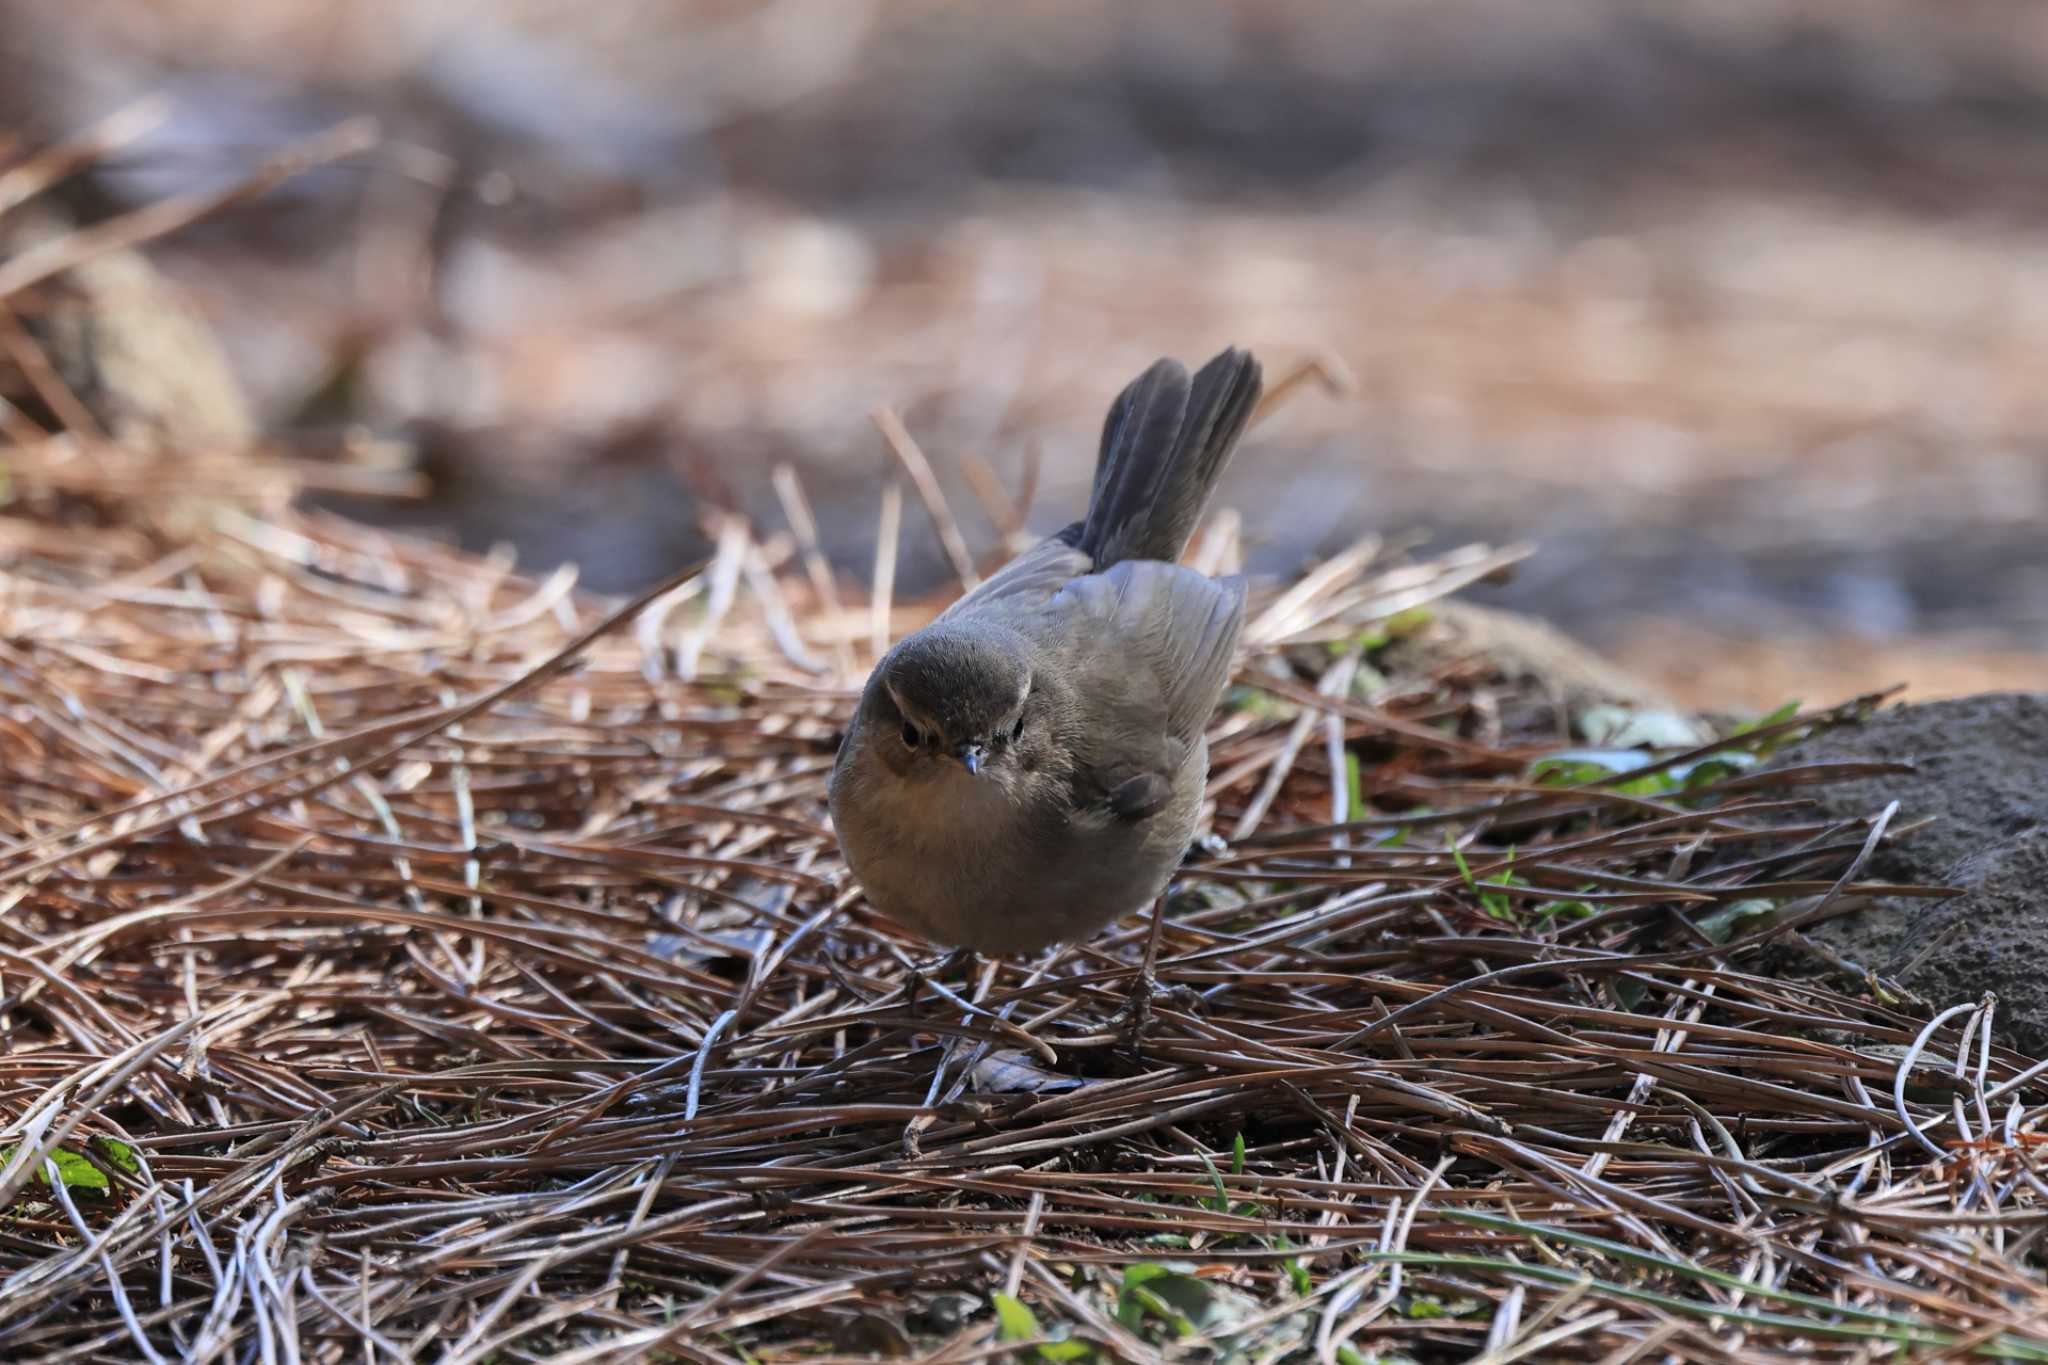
[1009,715,1026,742]
[899,722,923,748]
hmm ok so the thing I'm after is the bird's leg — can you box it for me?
[904,945,975,1017]
[1115,894,1201,1040]
[1134,891,1168,1002]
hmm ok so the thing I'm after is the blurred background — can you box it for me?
[4,0,2046,708]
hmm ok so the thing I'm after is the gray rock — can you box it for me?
[1771,693,2048,1054]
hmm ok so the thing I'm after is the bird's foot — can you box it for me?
[904,946,976,1016]
[1112,969,1202,1043]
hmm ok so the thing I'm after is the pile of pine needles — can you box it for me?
[2,113,2046,1365]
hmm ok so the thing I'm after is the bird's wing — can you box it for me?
[1067,558,1246,744]
[937,526,1092,621]
[1052,559,1247,811]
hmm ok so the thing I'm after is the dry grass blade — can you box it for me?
[0,95,171,215]
[871,406,980,593]
[1250,348,1355,427]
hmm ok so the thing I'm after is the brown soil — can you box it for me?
[1769,692,2048,1054]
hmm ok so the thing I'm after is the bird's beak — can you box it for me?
[954,742,985,775]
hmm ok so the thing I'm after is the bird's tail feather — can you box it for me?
[1075,347,1262,568]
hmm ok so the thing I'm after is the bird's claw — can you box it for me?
[903,946,976,1016]
[1112,970,1202,1042]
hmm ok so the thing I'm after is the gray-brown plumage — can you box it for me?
[829,348,1262,954]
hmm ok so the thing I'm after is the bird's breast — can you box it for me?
[833,747,1196,955]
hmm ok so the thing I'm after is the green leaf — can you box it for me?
[1329,624,1390,656]
[1113,1263,1259,1341]
[1450,838,1524,921]
[1448,839,1477,890]
[1344,750,1364,823]
[1531,747,1654,781]
[96,1138,140,1175]
[1285,1256,1311,1295]
[1038,1341,1093,1361]
[1116,1263,1190,1333]
[1401,1295,1447,1319]
[52,1148,110,1191]
[1531,899,1594,921]
[1731,699,1802,737]
[993,1293,1040,1342]
[1667,752,1758,789]
[1125,1286,1197,1337]
[1484,847,1521,918]
[1197,1151,1228,1213]
[1335,1350,1370,1365]
[1230,1132,1246,1177]
[0,1145,112,1193]
[1695,898,1777,945]
[1115,1277,1158,1330]
[1384,606,1434,637]
[1531,758,1616,786]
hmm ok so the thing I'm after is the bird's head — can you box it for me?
[868,622,1036,780]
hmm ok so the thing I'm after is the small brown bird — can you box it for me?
[829,348,1262,992]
